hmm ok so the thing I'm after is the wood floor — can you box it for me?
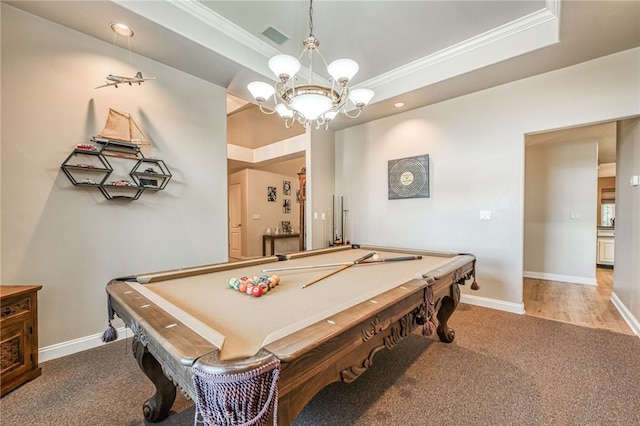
[523,268,633,335]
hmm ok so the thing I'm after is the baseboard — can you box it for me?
[610,292,640,337]
[523,270,597,286]
[38,326,129,363]
[461,293,525,314]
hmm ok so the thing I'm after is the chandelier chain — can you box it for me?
[308,0,314,37]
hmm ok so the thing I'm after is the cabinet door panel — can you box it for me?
[0,319,31,383]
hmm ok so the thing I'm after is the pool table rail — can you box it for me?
[133,246,355,284]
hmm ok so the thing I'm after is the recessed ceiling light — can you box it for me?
[110,22,134,38]
[393,102,405,108]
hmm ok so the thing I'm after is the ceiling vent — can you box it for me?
[262,26,289,45]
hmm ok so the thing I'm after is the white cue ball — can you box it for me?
[372,253,380,261]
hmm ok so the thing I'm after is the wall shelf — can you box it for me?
[60,140,171,200]
[131,158,172,190]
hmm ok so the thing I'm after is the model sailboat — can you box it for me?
[92,108,150,150]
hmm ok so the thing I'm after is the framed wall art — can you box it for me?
[267,186,277,202]
[388,154,429,200]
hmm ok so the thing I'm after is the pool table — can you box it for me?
[105,245,476,424]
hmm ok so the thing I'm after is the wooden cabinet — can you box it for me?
[1,285,42,396]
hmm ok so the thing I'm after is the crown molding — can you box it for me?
[358,2,561,102]
[115,0,560,103]
[167,0,279,58]
[113,0,278,80]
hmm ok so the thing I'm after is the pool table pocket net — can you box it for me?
[192,358,280,426]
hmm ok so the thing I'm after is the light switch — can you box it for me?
[479,210,491,220]
[570,212,580,220]
[252,214,260,220]
[631,175,639,186]
[314,212,318,220]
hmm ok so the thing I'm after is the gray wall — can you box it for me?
[334,48,640,324]
[1,6,229,354]
[614,118,640,329]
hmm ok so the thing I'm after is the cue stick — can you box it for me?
[301,251,376,289]
[261,255,423,273]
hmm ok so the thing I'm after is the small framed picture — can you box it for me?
[281,221,291,234]
[283,180,291,196]
[283,199,291,213]
[267,186,276,202]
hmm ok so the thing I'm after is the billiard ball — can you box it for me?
[251,286,263,297]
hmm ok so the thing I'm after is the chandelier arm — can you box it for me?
[257,103,277,115]
[307,50,314,85]
[274,81,289,104]
[284,116,297,129]
[313,48,330,69]
[335,85,350,106]
[342,107,364,119]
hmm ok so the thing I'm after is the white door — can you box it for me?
[228,183,242,260]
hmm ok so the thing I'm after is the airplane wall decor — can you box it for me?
[95,71,156,89]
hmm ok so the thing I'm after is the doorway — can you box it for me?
[522,120,630,333]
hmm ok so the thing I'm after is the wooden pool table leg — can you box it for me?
[436,282,460,343]
[132,335,177,422]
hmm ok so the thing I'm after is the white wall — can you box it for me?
[335,48,640,314]
[613,118,640,334]
[1,6,229,355]
[524,139,598,285]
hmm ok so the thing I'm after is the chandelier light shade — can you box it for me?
[248,0,374,129]
[268,55,301,79]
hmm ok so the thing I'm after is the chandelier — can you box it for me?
[247,0,374,129]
